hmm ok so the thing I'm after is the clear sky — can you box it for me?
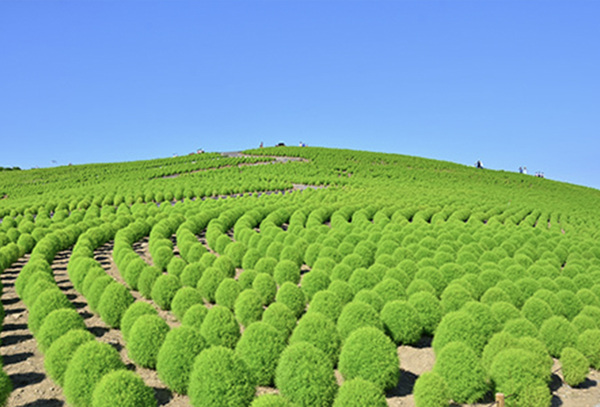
[1,1,599,189]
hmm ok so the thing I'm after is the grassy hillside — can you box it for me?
[1,147,599,407]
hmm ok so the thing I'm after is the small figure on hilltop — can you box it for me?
[259,142,264,148]
[475,160,483,169]
[519,167,523,174]
[523,166,528,175]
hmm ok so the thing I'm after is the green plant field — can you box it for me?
[1,146,600,407]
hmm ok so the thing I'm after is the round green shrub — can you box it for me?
[332,377,387,407]
[276,282,306,318]
[331,263,353,281]
[490,348,549,401]
[36,308,86,352]
[521,297,554,328]
[87,275,114,313]
[337,301,383,340]
[380,300,422,345]
[200,305,240,348]
[328,279,354,305]
[238,269,258,290]
[212,255,236,278]
[275,342,337,407]
[182,303,208,331]
[353,289,384,312]
[171,287,202,321]
[413,371,450,407]
[98,282,135,328]
[490,301,521,327]
[242,248,262,270]
[348,268,380,294]
[197,266,225,303]
[440,284,473,313]
[432,311,484,355]
[22,272,55,307]
[92,369,156,407]
[301,270,330,301]
[557,289,584,321]
[307,290,343,322]
[262,302,297,338]
[63,341,126,407]
[253,272,277,306]
[167,256,187,279]
[480,286,512,306]
[289,312,341,367]
[151,274,182,310]
[234,289,264,328]
[181,262,205,288]
[124,257,146,290]
[539,316,577,357]
[577,288,600,307]
[121,301,158,342]
[28,289,74,334]
[255,257,278,276]
[338,326,399,390]
[44,329,95,386]
[188,346,256,407]
[577,329,600,369]
[408,291,442,336]
[481,332,518,372]
[156,325,206,394]
[434,341,488,403]
[560,347,589,386]
[406,278,437,297]
[572,314,598,333]
[215,278,241,310]
[235,321,286,386]
[373,278,406,304]
[503,317,539,339]
[128,314,170,368]
[460,301,498,346]
[138,266,162,299]
[274,260,301,286]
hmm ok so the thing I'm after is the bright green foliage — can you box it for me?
[380,300,422,345]
[274,260,301,286]
[182,303,209,330]
[413,371,450,407]
[64,341,126,407]
[128,314,170,368]
[171,286,203,321]
[557,289,584,321]
[253,272,277,306]
[200,305,240,348]
[151,274,182,310]
[577,329,600,369]
[98,282,135,328]
[289,312,341,367]
[215,278,241,310]
[481,332,518,373]
[338,326,399,391]
[432,311,485,355]
[124,257,146,290]
[197,266,225,303]
[250,394,297,407]
[521,297,554,328]
[503,317,539,339]
[36,308,86,352]
[560,347,589,386]
[0,370,11,407]
[353,290,384,312]
[181,262,205,288]
[28,288,74,334]
[434,341,488,404]
[408,291,442,335]
[275,342,338,407]
[22,273,56,307]
[328,279,354,305]
[156,326,206,395]
[372,278,406,304]
[167,256,187,279]
[332,378,387,407]
[92,370,156,407]
[276,282,306,318]
[490,348,550,402]
[238,269,258,290]
[337,301,383,340]
[307,290,343,322]
[461,301,499,348]
[235,321,286,386]
[255,257,278,276]
[348,268,380,294]
[44,329,95,386]
[490,301,521,327]
[138,266,162,299]
[234,289,264,327]
[301,270,330,301]
[87,275,114,312]
[572,314,598,333]
[262,302,297,338]
[121,301,158,342]
[539,316,577,357]
[188,346,256,407]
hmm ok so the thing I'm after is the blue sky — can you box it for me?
[1,1,599,189]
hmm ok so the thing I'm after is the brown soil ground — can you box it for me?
[2,244,600,407]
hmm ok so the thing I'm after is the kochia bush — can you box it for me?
[128,314,170,368]
[408,291,442,336]
[98,282,135,328]
[235,321,286,386]
[276,282,306,318]
[44,329,95,386]
[200,305,240,348]
[289,312,341,367]
[36,308,86,352]
[28,289,74,335]
[338,326,399,391]
[151,274,182,310]
[138,266,161,299]
[539,316,577,357]
[91,370,156,407]
[171,287,203,321]
[63,341,126,407]
[181,303,208,331]
[188,346,256,407]
[332,378,387,407]
[337,301,383,340]
[413,371,450,407]
[577,328,600,369]
[121,301,158,343]
[234,289,264,328]
[560,347,589,387]
[262,302,297,338]
[380,300,422,345]
[275,342,338,407]
[156,326,206,395]
[307,290,343,322]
